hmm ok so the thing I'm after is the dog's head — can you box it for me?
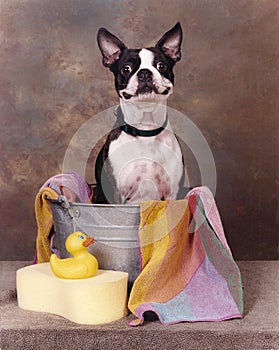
[97,23,182,103]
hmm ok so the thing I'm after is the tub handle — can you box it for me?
[45,194,78,219]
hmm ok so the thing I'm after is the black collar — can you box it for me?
[115,107,168,137]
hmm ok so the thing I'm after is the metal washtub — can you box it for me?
[48,195,141,286]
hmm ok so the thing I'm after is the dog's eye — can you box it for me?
[121,64,132,75]
[156,62,167,72]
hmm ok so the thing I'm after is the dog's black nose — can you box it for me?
[137,69,153,82]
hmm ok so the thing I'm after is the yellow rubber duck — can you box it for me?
[50,231,98,279]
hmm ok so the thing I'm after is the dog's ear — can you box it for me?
[97,28,127,68]
[155,22,182,63]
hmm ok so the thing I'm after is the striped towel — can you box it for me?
[128,186,243,325]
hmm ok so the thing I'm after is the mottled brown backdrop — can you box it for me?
[0,0,278,260]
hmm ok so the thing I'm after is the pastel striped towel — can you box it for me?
[128,186,243,326]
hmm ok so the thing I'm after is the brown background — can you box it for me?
[0,0,278,260]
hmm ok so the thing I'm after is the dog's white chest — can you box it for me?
[108,130,183,203]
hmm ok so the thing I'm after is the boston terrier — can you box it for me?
[93,22,185,204]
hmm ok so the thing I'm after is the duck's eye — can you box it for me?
[156,62,167,72]
[78,235,85,240]
[121,64,132,75]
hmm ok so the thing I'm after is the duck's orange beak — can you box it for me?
[83,236,95,247]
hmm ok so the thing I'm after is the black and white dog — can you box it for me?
[93,23,185,204]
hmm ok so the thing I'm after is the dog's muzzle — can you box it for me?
[136,69,155,94]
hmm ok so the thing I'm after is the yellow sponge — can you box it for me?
[17,263,129,325]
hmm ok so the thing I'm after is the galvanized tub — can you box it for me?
[49,195,141,287]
